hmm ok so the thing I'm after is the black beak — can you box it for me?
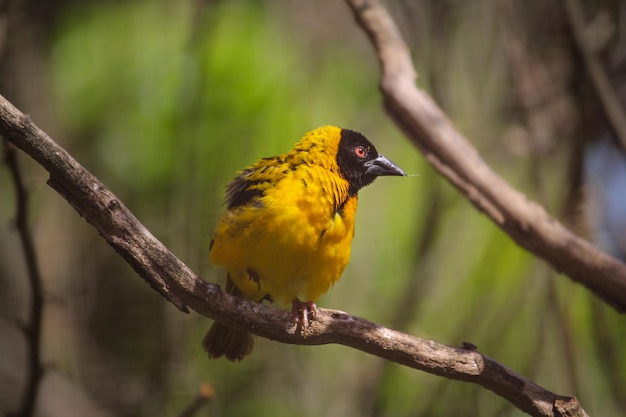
[364,154,407,177]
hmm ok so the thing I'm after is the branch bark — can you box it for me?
[345,0,626,312]
[0,94,589,416]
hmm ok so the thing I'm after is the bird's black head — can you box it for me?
[336,129,406,195]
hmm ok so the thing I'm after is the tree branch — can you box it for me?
[345,0,626,312]
[0,94,588,416]
[3,139,44,417]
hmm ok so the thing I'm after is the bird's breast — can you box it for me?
[210,166,357,304]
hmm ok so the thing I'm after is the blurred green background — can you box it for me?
[1,1,625,416]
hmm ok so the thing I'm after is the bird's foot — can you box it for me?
[291,298,317,337]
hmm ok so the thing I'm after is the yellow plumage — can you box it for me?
[203,126,405,361]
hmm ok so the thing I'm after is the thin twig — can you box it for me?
[3,139,44,417]
[177,383,214,417]
[0,95,589,416]
[563,0,626,152]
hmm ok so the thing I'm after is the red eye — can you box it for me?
[355,146,367,158]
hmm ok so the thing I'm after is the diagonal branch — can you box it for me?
[345,0,626,312]
[0,95,588,416]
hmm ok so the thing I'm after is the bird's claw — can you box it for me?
[291,298,317,337]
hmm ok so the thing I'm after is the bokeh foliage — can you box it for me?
[1,1,625,416]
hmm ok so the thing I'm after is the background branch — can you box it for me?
[177,383,214,417]
[563,0,626,153]
[0,94,588,416]
[345,0,626,312]
[3,139,44,417]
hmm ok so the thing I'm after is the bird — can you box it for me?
[202,125,406,361]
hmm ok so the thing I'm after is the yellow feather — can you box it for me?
[209,126,355,304]
[203,125,405,361]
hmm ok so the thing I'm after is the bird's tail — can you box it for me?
[202,321,254,361]
[202,275,255,362]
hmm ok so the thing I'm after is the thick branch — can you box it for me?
[345,0,626,312]
[0,95,587,417]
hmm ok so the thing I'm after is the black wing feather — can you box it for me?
[225,167,265,209]
[224,156,289,210]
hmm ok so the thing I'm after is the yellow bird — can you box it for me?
[203,126,406,361]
